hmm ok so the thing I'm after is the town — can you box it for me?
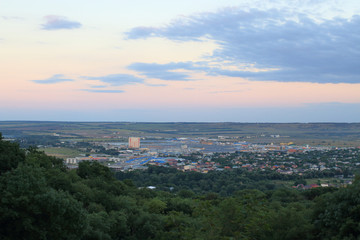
[56,135,360,186]
[2,121,359,189]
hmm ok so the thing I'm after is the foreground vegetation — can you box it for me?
[1,133,360,239]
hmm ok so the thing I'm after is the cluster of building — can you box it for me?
[64,136,360,183]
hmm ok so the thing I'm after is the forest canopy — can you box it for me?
[1,134,360,239]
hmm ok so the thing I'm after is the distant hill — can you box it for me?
[1,121,359,146]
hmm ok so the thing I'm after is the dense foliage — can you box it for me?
[116,165,310,195]
[1,134,360,239]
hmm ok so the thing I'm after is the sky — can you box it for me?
[1,0,360,122]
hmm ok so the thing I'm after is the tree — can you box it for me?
[0,165,88,239]
[77,161,114,180]
[266,203,314,240]
[25,147,66,171]
[313,176,360,239]
[0,134,25,174]
[145,198,167,214]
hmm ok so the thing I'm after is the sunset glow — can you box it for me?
[1,0,360,121]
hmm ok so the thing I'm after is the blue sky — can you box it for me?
[1,0,360,122]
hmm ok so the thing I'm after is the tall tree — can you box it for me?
[0,133,25,174]
[0,165,88,240]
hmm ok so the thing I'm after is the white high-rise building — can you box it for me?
[128,137,140,149]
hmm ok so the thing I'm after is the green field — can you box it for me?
[1,121,360,147]
[39,147,86,158]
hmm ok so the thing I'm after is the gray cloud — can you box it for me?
[41,15,81,30]
[125,26,158,40]
[126,8,360,83]
[145,83,167,87]
[32,74,74,84]
[82,89,125,93]
[128,61,260,82]
[128,62,194,81]
[210,90,247,94]
[2,16,23,21]
[89,85,107,88]
[83,74,144,86]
